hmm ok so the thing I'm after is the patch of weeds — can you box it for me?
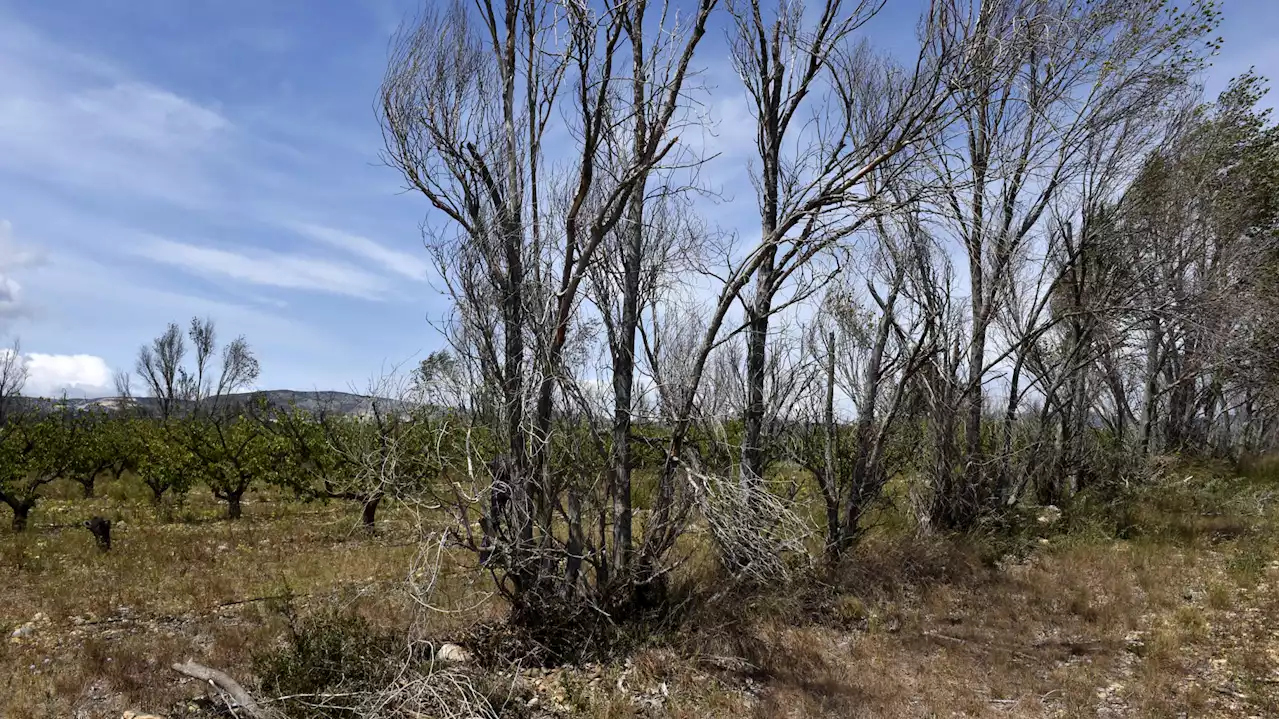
[1173,606,1208,644]
[2,535,45,573]
[1086,457,1276,550]
[830,595,870,629]
[1204,582,1234,610]
[1061,490,1130,544]
[1226,541,1270,586]
[253,608,404,718]
[970,505,1047,566]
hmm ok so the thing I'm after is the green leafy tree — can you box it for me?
[65,410,127,498]
[0,411,73,530]
[259,405,379,523]
[134,420,196,505]
[185,414,277,519]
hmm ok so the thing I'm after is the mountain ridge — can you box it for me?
[11,389,407,417]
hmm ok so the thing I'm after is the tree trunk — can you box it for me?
[10,501,33,532]
[225,492,244,520]
[742,122,779,487]
[742,290,772,486]
[610,190,643,578]
[839,286,895,548]
[360,494,382,528]
[964,304,987,498]
[1139,318,1163,456]
[821,332,841,557]
[998,351,1025,504]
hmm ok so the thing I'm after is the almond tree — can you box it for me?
[64,409,126,498]
[0,409,75,531]
[133,318,261,518]
[133,418,195,506]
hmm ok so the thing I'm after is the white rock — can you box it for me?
[1036,505,1062,524]
[436,642,472,663]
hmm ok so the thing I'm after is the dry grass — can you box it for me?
[1,458,1275,718]
[0,477,470,718]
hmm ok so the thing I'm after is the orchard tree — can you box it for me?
[65,409,126,498]
[185,414,278,520]
[131,317,261,518]
[0,410,74,531]
[134,419,195,505]
[258,401,403,528]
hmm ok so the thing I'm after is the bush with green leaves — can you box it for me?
[253,608,403,718]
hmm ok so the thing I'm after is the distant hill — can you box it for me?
[9,390,411,418]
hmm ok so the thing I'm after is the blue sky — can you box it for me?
[0,0,1274,398]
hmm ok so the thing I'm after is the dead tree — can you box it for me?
[381,0,718,620]
[923,0,1217,529]
[728,0,959,487]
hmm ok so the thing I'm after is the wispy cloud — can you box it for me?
[0,8,472,390]
[0,24,233,208]
[290,222,431,283]
[133,236,390,300]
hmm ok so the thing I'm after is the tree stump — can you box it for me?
[85,516,111,551]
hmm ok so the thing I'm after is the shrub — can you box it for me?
[254,609,403,718]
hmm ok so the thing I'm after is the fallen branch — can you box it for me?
[172,660,282,719]
[212,592,305,610]
[921,631,1037,662]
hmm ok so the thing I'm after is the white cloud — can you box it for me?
[134,236,389,300]
[19,352,113,399]
[0,22,232,208]
[290,222,431,282]
[71,82,228,148]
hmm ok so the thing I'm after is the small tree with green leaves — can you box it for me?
[185,414,278,520]
[134,419,196,505]
[65,409,127,498]
[258,403,387,525]
[0,410,74,531]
